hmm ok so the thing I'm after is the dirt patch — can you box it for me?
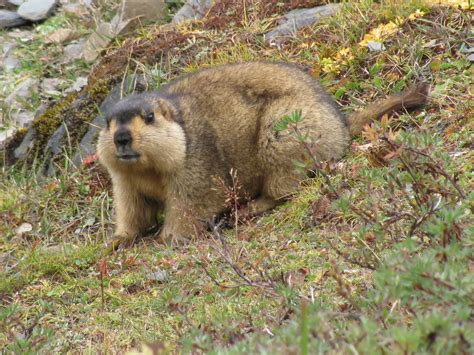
[89,30,190,87]
[204,0,329,30]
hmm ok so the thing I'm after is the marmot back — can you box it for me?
[97,61,429,248]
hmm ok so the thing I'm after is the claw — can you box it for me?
[103,234,136,255]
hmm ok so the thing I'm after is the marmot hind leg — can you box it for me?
[240,168,303,218]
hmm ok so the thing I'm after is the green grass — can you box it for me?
[1,0,473,353]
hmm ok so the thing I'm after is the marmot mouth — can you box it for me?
[116,153,140,162]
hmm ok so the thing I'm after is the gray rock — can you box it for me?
[8,0,26,6]
[82,0,165,63]
[13,110,34,127]
[62,2,89,17]
[0,9,27,28]
[44,122,67,175]
[3,53,20,71]
[7,29,34,41]
[45,123,65,156]
[119,0,165,23]
[468,53,474,63]
[5,77,39,106]
[13,127,36,160]
[17,0,56,21]
[459,43,474,54]
[45,28,77,44]
[62,40,85,62]
[15,222,32,236]
[82,22,115,62]
[264,4,341,44]
[65,76,87,93]
[1,41,16,55]
[367,41,385,52]
[0,128,16,147]
[147,269,168,282]
[172,0,213,23]
[82,0,94,7]
[110,13,134,36]
[41,77,64,96]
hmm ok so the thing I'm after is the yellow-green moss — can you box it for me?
[69,79,112,142]
[32,93,78,151]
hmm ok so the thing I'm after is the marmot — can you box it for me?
[97,61,429,248]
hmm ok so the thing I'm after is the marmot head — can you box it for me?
[97,93,186,173]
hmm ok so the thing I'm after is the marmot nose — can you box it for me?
[114,129,132,147]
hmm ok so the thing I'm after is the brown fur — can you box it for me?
[96,61,429,248]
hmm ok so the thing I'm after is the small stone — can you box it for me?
[41,77,64,96]
[264,4,342,44]
[147,269,168,282]
[45,28,77,44]
[120,0,165,23]
[3,53,20,71]
[13,110,35,127]
[0,128,16,147]
[17,0,56,22]
[82,0,94,6]
[1,41,16,55]
[0,252,16,273]
[13,127,36,160]
[62,2,89,17]
[423,39,437,48]
[84,216,95,226]
[110,14,133,36]
[65,76,87,92]
[459,43,474,54]
[367,41,385,52]
[0,9,27,28]
[172,0,213,23]
[40,245,64,253]
[468,53,474,62]
[7,29,34,41]
[15,222,32,236]
[62,40,85,62]
[82,22,115,62]
[5,77,39,106]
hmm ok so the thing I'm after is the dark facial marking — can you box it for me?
[106,93,155,128]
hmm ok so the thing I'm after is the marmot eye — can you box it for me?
[145,112,154,124]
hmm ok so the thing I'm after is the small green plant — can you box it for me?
[274,110,304,132]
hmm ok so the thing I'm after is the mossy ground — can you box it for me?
[1,0,473,353]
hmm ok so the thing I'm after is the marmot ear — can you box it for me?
[157,98,177,122]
